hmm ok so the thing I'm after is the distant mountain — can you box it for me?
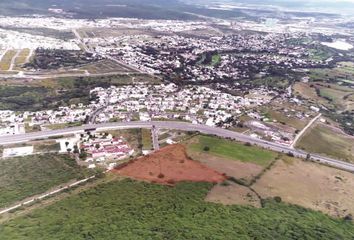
[0,0,199,20]
[184,0,354,15]
[0,0,346,19]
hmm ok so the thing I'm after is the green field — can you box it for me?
[297,124,354,163]
[1,179,353,239]
[188,135,277,167]
[0,50,16,71]
[0,154,93,208]
[14,48,30,70]
[211,53,221,66]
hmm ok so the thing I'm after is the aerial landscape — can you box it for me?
[0,0,354,239]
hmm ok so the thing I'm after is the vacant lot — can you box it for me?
[187,152,263,184]
[1,179,353,239]
[0,153,92,208]
[80,59,137,74]
[206,181,261,207]
[141,128,152,150]
[114,144,226,184]
[294,82,326,103]
[253,157,354,218]
[260,107,307,130]
[297,124,354,163]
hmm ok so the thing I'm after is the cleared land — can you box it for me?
[187,151,263,184]
[4,140,60,154]
[205,181,261,207]
[296,124,354,163]
[1,179,353,239]
[114,144,226,184]
[253,157,354,218]
[0,154,93,209]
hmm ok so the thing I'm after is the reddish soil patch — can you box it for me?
[114,144,226,185]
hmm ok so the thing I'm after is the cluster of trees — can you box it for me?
[25,49,99,70]
[0,153,93,209]
[1,179,353,239]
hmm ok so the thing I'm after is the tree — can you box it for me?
[79,150,88,159]
[73,145,79,154]
[287,152,294,157]
[67,148,72,153]
[344,214,353,221]
[65,141,69,147]
[95,143,100,149]
[203,146,210,152]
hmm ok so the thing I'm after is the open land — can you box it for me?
[253,157,354,218]
[114,144,226,185]
[297,123,354,163]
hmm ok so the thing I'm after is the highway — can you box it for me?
[0,121,354,173]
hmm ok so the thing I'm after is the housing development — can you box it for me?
[0,0,354,239]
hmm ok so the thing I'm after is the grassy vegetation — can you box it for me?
[308,48,333,61]
[297,124,354,163]
[33,142,60,153]
[79,59,136,74]
[0,153,93,208]
[0,50,16,71]
[1,179,353,239]
[305,66,354,135]
[44,122,83,130]
[141,128,153,150]
[250,76,290,89]
[14,48,30,70]
[260,107,307,130]
[188,135,277,167]
[211,53,221,66]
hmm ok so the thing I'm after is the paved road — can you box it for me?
[151,126,160,151]
[0,121,354,172]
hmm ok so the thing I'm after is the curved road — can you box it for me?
[1,121,354,173]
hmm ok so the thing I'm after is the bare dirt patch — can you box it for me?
[187,151,263,184]
[206,182,261,207]
[114,144,226,185]
[253,158,354,218]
